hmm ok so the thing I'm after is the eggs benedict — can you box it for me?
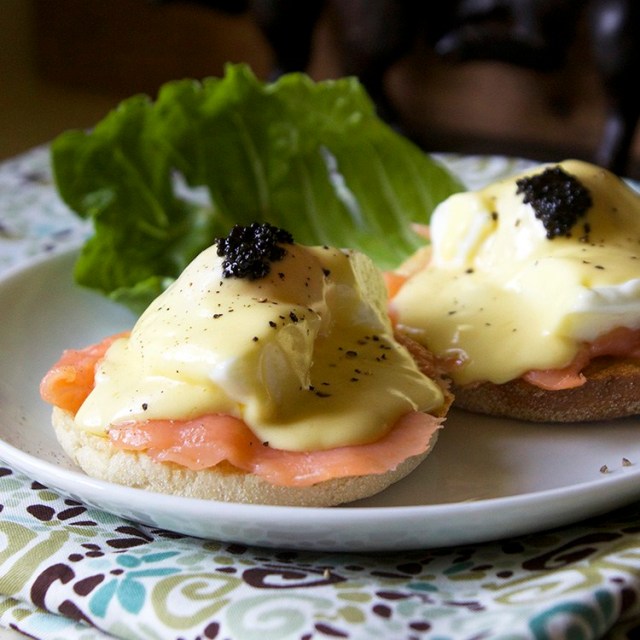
[41,223,451,506]
[390,160,640,422]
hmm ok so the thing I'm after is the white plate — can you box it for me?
[2,249,640,552]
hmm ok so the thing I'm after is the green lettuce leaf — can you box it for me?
[51,63,462,314]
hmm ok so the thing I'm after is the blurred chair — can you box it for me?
[169,0,640,176]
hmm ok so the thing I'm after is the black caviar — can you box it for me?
[515,166,593,239]
[215,222,294,280]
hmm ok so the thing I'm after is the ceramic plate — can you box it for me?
[2,249,640,552]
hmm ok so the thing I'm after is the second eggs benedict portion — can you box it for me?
[390,160,640,422]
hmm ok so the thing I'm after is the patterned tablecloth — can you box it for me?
[1,146,640,640]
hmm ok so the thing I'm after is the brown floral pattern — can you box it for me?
[1,464,640,639]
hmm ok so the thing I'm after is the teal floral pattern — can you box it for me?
[2,147,640,639]
[2,465,640,639]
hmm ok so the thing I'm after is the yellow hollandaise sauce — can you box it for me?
[391,160,640,386]
[75,225,444,451]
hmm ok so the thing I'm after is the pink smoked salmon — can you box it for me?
[523,326,640,390]
[40,332,129,414]
[40,334,442,487]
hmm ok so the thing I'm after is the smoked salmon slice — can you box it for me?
[523,327,640,390]
[109,411,441,487]
[383,271,408,300]
[39,332,129,413]
[40,333,442,487]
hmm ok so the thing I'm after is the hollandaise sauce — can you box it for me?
[70,224,444,451]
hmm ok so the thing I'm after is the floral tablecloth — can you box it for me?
[2,147,640,639]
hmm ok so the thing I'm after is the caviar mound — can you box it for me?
[515,165,593,239]
[215,222,294,280]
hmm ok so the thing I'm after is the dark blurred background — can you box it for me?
[2,0,640,177]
